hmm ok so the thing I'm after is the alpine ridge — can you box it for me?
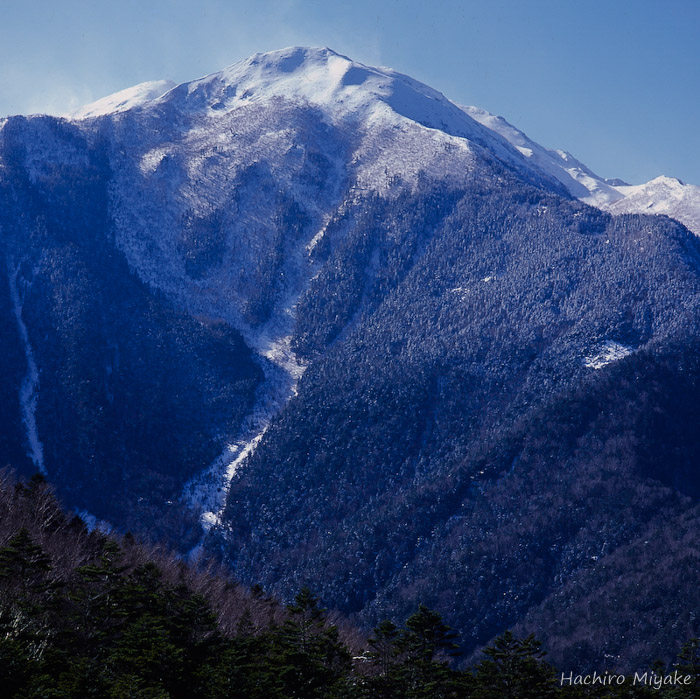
[1,46,699,672]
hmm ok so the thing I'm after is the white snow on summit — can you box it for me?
[605,176,700,236]
[66,47,565,196]
[461,105,700,235]
[67,79,176,119]
[170,47,497,135]
[462,105,623,207]
[151,46,553,181]
[61,49,699,238]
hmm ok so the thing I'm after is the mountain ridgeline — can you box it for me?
[1,47,699,671]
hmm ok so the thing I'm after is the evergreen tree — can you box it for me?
[273,586,352,698]
[368,619,401,677]
[0,527,53,599]
[0,528,60,696]
[364,619,406,698]
[673,638,700,698]
[474,630,558,699]
[395,605,468,698]
[400,604,461,663]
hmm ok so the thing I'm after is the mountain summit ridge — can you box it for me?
[65,46,699,233]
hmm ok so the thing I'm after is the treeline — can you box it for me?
[0,471,697,697]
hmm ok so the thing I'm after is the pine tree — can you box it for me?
[400,605,461,663]
[0,528,58,695]
[0,527,52,599]
[364,619,404,698]
[68,539,126,648]
[674,638,700,698]
[273,586,352,698]
[394,605,467,698]
[474,630,558,699]
[368,619,401,678]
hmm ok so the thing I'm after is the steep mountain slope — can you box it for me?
[217,182,700,668]
[464,105,700,235]
[462,105,624,207]
[1,47,699,670]
[0,116,263,542]
[0,46,564,539]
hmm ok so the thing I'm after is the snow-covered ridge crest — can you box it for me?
[605,176,700,236]
[462,105,624,207]
[162,46,479,130]
[67,46,470,129]
[63,48,699,240]
[67,79,176,119]
[65,47,560,189]
[462,105,700,235]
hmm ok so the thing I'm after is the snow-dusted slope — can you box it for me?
[65,49,699,239]
[57,46,699,524]
[67,47,567,195]
[461,105,700,235]
[67,79,176,119]
[606,176,700,236]
[64,47,569,526]
[66,46,571,336]
[462,105,624,207]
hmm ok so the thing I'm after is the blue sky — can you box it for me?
[1,0,698,185]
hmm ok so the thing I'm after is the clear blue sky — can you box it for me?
[1,0,698,185]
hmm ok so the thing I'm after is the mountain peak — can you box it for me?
[61,48,698,236]
[648,174,685,187]
[65,47,487,144]
[243,45,346,68]
[182,45,454,125]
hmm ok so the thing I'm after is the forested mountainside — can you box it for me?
[0,115,262,543]
[1,47,699,672]
[219,177,700,670]
[0,472,697,697]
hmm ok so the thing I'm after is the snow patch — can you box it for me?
[183,332,305,532]
[182,236,314,535]
[75,509,112,534]
[584,341,634,369]
[139,147,170,174]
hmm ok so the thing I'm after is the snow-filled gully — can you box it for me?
[7,259,45,474]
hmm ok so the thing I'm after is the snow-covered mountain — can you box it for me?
[605,175,700,236]
[461,105,625,207]
[461,105,700,235]
[66,47,699,236]
[6,46,570,538]
[4,46,700,671]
